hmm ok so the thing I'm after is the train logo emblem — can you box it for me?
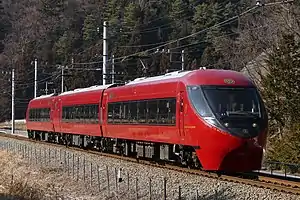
[224,78,235,84]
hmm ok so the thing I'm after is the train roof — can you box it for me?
[124,69,253,87]
[33,93,55,99]
[58,84,116,96]
[126,70,191,86]
[29,69,253,103]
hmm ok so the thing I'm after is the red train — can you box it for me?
[26,69,268,172]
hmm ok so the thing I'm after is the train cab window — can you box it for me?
[187,86,213,117]
[137,101,147,123]
[147,100,158,124]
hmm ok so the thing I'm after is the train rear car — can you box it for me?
[26,94,55,139]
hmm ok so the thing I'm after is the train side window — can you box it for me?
[113,103,121,123]
[35,109,38,121]
[108,103,114,123]
[158,99,169,124]
[43,108,46,121]
[71,107,75,121]
[33,109,36,121]
[86,105,90,120]
[40,109,43,121]
[65,107,70,121]
[37,109,40,121]
[46,108,48,121]
[169,99,176,124]
[82,106,86,121]
[37,109,41,121]
[31,109,34,121]
[42,109,45,121]
[29,109,32,121]
[122,102,129,123]
[147,100,158,124]
[86,105,90,121]
[39,109,42,121]
[128,101,137,123]
[78,106,82,122]
[76,106,81,121]
[81,105,86,121]
[62,107,66,120]
[137,101,147,123]
[95,104,99,123]
[90,105,95,123]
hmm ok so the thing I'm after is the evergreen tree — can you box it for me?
[261,34,300,165]
[261,34,300,131]
[83,14,97,45]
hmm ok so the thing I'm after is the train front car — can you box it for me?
[184,70,268,172]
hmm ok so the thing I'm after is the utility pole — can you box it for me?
[112,54,115,84]
[61,65,64,93]
[11,68,15,134]
[45,81,53,95]
[103,21,108,85]
[71,57,74,68]
[34,58,38,98]
[181,50,185,71]
[45,82,48,95]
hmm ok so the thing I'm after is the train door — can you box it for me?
[100,91,108,137]
[179,91,185,137]
[50,98,55,132]
[52,98,61,133]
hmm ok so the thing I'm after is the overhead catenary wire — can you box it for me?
[71,5,259,66]
[70,1,293,67]
[73,22,275,68]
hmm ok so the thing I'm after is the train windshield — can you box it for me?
[202,86,261,118]
[187,85,266,138]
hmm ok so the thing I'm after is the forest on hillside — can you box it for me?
[0,0,300,165]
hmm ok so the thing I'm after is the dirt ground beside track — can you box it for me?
[0,151,100,200]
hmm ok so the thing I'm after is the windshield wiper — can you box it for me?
[226,111,259,118]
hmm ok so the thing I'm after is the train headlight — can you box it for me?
[252,123,257,128]
[224,123,229,127]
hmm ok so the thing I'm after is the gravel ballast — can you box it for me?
[0,136,299,200]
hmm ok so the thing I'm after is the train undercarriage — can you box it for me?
[27,130,202,169]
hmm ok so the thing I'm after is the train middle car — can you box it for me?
[26,69,268,172]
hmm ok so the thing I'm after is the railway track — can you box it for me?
[1,132,299,195]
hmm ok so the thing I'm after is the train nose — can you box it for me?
[219,140,263,172]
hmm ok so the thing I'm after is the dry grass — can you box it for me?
[0,121,27,131]
[0,150,100,200]
[0,151,62,200]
